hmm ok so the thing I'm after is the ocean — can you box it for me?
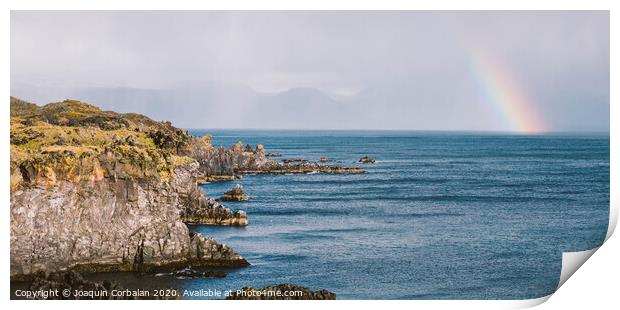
[98,130,611,299]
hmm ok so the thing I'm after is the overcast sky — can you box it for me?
[10,11,609,132]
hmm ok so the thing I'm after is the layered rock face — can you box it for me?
[10,161,248,277]
[10,97,248,277]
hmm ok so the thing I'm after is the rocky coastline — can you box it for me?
[10,97,361,299]
[184,133,366,181]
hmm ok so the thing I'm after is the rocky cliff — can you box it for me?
[10,97,248,277]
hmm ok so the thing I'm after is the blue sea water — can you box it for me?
[105,130,611,300]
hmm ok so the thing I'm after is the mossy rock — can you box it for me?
[10,97,198,190]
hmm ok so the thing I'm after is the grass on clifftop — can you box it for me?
[10,96,196,190]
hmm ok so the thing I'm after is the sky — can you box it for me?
[10,11,609,132]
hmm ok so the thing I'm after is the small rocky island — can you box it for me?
[358,156,376,164]
[219,184,250,201]
[10,96,362,299]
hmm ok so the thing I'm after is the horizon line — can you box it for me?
[182,128,610,135]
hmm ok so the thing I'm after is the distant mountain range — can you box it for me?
[10,81,610,132]
[10,82,362,129]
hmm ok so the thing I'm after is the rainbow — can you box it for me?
[467,46,548,134]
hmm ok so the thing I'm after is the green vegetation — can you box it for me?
[10,96,196,190]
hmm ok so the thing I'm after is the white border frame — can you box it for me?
[2,1,617,309]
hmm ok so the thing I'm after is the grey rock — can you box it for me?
[10,161,249,277]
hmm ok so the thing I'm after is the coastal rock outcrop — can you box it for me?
[180,196,248,226]
[218,184,250,201]
[10,97,248,277]
[236,160,366,175]
[227,284,336,300]
[358,156,376,164]
[183,136,365,180]
[183,138,270,181]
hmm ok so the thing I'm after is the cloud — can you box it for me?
[10,11,609,132]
